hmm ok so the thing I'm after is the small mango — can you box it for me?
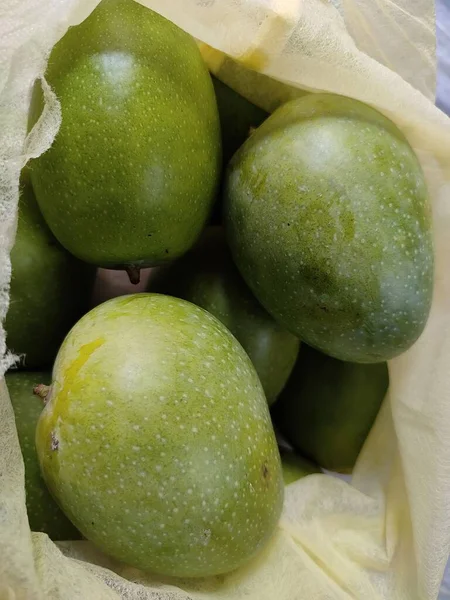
[273,344,389,473]
[5,176,94,368]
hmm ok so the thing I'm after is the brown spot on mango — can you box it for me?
[50,431,59,451]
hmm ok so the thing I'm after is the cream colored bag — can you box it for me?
[1,1,449,598]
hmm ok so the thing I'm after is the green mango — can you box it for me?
[280,451,320,485]
[35,294,284,577]
[273,344,389,473]
[209,77,268,224]
[6,372,80,540]
[212,75,268,168]
[224,93,434,363]
[5,177,94,368]
[149,227,299,405]
[29,0,221,281]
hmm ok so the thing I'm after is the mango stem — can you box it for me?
[33,384,51,405]
[126,265,141,285]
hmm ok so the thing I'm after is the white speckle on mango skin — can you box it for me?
[224,93,434,363]
[36,293,284,578]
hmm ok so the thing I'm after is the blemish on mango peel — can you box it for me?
[56,338,106,410]
[64,338,105,385]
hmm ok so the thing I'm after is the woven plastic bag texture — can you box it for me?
[1,0,450,599]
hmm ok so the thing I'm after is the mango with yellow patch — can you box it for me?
[35,294,284,577]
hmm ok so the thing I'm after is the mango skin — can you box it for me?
[224,93,434,363]
[280,451,320,485]
[212,76,268,169]
[36,294,284,578]
[273,344,389,473]
[6,372,80,540]
[29,0,221,270]
[5,176,94,368]
[149,227,300,405]
[209,76,268,224]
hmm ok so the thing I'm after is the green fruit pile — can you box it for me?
[3,0,433,580]
[149,227,300,406]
